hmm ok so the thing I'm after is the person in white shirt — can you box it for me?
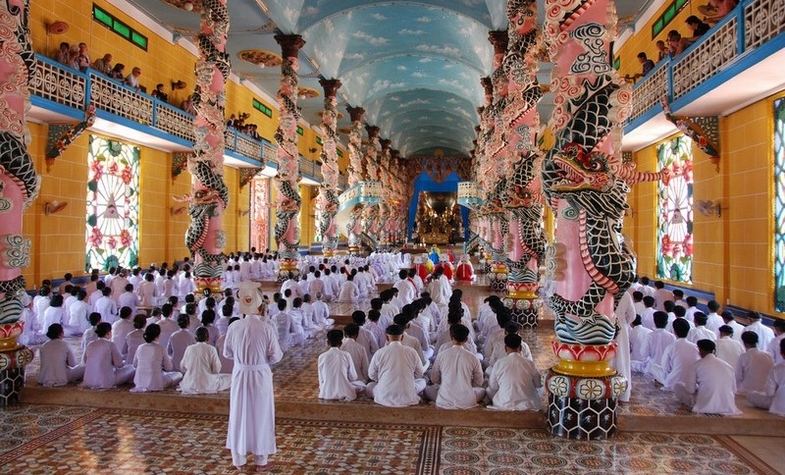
[666,305,693,335]
[322,269,340,302]
[216,303,233,337]
[33,287,51,329]
[684,296,700,323]
[705,301,724,336]
[297,275,310,300]
[613,290,636,402]
[123,315,147,365]
[308,271,325,299]
[428,268,451,307]
[715,325,745,370]
[629,315,652,373]
[351,311,379,358]
[178,327,231,395]
[274,299,293,353]
[675,339,741,415]
[721,310,745,343]
[687,312,717,343]
[487,334,542,411]
[109,270,129,301]
[631,291,646,318]
[745,312,775,350]
[337,274,360,303]
[767,320,785,365]
[156,304,180,351]
[310,294,334,328]
[117,284,138,316]
[425,324,484,409]
[747,338,785,417]
[652,281,674,311]
[280,273,300,298]
[661,318,699,391]
[640,296,657,330]
[341,323,370,382]
[394,314,429,370]
[137,273,159,307]
[82,322,135,389]
[38,323,84,387]
[366,324,425,407]
[41,294,65,335]
[57,273,75,296]
[168,315,196,372]
[177,271,196,299]
[736,331,775,396]
[132,323,183,392]
[111,307,135,360]
[94,287,118,324]
[318,330,366,401]
[67,289,91,336]
[81,313,102,353]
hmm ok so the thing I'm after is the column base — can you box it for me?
[488,274,507,292]
[545,370,627,440]
[0,346,34,407]
[276,258,301,283]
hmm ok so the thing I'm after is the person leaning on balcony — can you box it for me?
[125,67,142,90]
[76,43,90,71]
[656,40,668,62]
[55,42,70,64]
[667,30,689,56]
[109,63,125,80]
[685,16,711,43]
[93,53,113,75]
[626,52,655,82]
[151,83,168,102]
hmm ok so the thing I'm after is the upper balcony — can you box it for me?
[29,54,326,184]
[623,0,785,150]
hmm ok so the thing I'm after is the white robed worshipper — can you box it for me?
[646,312,676,381]
[715,325,745,369]
[366,324,425,407]
[428,268,452,307]
[280,273,300,298]
[425,324,485,409]
[131,323,183,392]
[341,324,370,382]
[629,316,652,373]
[687,313,717,343]
[393,269,416,305]
[37,324,84,387]
[94,287,118,324]
[318,330,366,401]
[224,282,283,469]
[660,319,699,391]
[178,327,231,394]
[82,322,135,389]
[41,295,65,336]
[338,275,360,303]
[767,320,785,365]
[745,312,775,350]
[310,294,334,327]
[487,334,542,411]
[736,331,775,396]
[612,291,635,402]
[748,339,785,417]
[675,339,742,415]
[67,290,91,336]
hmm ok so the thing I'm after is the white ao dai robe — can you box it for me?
[681,354,741,415]
[736,348,774,395]
[661,339,699,391]
[82,338,135,389]
[367,341,424,407]
[487,352,541,411]
[37,339,84,386]
[132,342,182,392]
[178,342,231,394]
[317,347,364,401]
[747,362,785,416]
[429,345,484,409]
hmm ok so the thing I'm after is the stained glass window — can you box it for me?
[656,135,694,283]
[774,98,785,311]
[85,135,140,272]
[250,176,270,252]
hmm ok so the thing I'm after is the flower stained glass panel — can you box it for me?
[774,98,785,312]
[85,135,140,272]
[250,176,270,252]
[656,135,693,283]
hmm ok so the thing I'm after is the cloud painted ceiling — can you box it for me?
[127,0,646,157]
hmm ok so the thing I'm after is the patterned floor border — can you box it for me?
[716,436,782,475]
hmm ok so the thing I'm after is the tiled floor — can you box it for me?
[0,404,780,474]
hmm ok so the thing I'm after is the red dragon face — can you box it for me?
[551,142,610,192]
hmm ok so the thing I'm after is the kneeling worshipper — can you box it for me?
[487,334,542,411]
[366,324,426,407]
[748,338,785,417]
[737,331,775,396]
[675,339,741,415]
[131,323,183,392]
[425,324,485,409]
[318,329,366,401]
[660,318,698,390]
[224,281,283,470]
[37,323,84,387]
[82,322,135,389]
[178,326,231,394]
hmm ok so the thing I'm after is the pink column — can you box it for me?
[345,105,365,253]
[317,78,341,257]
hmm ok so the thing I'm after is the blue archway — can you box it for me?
[407,172,470,242]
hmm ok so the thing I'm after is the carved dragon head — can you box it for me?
[546,142,611,193]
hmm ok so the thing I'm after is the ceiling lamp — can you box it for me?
[46,21,69,35]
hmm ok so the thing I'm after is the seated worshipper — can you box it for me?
[274,299,293,353]
[118,284,138,315]
[308,271,325,300]
[41,294,65,335]
[81,312,102,352]
[716,325,745,369]
[425,324,485,409]
[428,267,452,307]
[201,309,219,345]
[216,317,240,374]
[123,314,147,364]
[747,339,785,417]
[310,293,334,328]
[184,303,201,333]
[736,331,774,396]
[653,281,674,310]
[705,300,724,336]
[486,322,532,373]
[770,320,785,365]
[745,312,775,350]
[168,314,196,372]
[38,323,84,387]
[94,287,118,324]
[666,305,692,335]
[137,273,159,307]
[217,303,233,337]
[362,309,385,350]
[82,322,135,389]
[675,339,741,415]
[640,296,657,330]
[67,289,90,336]
[661,318,699,391]
[487,334,542,411]
[280,272,300,298]
[318,329,366,401]
[289,298,307,345]
[156,303,179,351]
[688,312,717,343]
[647,311,677,382]
[366,324,426,407]
[178,327,231,394]
[338,274,360,303]
[352,310,379,358]
[394,314,428,370]
[630,315,652,373]
[112,307,135,360]
[341,323,370,382]
[132,323,183,393]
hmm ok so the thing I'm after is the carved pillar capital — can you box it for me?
[365,125,380,140]
[318,78,342,99]
[346,105,365,123]
[380,139,391,152]
[488,30,509,56]
[274,33,305,58]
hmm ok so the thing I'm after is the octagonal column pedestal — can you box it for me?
[0,322,34,407]
[545,341,627,440]
[487,258,508,293]
[503,286,542,329]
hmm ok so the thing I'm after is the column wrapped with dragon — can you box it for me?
[540,0,633,439]
[185,0,230,294]
[480,31,510,292]
[0,0,39,404]
[273,34,305,278]
[500,0,546,328]
[361,125,381,249]
[316,79,341,257]
[378,139,392,246]
[345,106,365,254]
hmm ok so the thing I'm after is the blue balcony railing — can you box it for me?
[28,54,322,178]
[627,0,785,130]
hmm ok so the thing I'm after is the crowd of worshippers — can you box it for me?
[625,277,785,417]
[628,0,739,82]
[226,113,262,140]
[52,41,196,114]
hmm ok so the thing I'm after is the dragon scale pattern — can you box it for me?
[317,81,341,254]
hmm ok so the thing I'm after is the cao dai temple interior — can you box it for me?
[1,0,785,473]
